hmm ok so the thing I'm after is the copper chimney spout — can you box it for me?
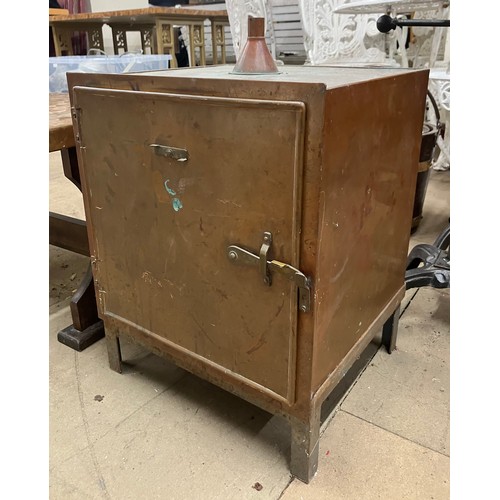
[232,17,280,74]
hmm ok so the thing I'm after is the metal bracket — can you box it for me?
[227,232,312,312]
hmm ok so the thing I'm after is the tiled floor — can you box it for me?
[49,148,450,499]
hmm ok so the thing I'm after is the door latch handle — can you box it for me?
[227,232,312,312]
[260,232,272,286]
[150,143,189,162]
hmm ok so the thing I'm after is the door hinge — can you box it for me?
[227,232,312,313]
[71,106,83,147]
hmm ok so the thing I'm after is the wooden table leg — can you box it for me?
[189,23,206,66]
[111,26,128,54]
[57,265,104,351]
[53,146,104,351]
[156,20,177,67]
[211,22,227,64]
[51,26,74,56]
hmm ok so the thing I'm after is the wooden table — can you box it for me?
[49,8,70,57]
[49,7,229,67]
[49,8,70,17]
[49,93,104,351]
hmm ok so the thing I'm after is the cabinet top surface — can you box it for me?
[136,65,428,89]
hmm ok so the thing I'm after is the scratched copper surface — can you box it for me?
[74,87,305,401]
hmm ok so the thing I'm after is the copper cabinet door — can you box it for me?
[74,87,306,402]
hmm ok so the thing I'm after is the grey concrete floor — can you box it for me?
[49,151,450,499]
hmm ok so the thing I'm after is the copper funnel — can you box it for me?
[232,17,280,74]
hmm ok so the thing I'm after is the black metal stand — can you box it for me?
[405,224,450,290]
[377,14,450,33]
[385,15,450,292]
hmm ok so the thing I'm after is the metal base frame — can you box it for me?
[102,300,401,484]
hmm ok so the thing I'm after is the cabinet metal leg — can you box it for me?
[290,408,321,483]
[382,305,400,354]
[106,330,122,374]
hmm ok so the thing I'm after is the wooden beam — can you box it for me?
[49,212,89,256]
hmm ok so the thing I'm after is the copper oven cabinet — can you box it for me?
[68,65,428,483]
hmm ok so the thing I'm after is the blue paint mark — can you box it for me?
[172,198,183,211]
[164,179,176,196]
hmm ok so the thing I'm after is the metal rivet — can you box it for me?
[300,305,307,312]
[228,251,238,260]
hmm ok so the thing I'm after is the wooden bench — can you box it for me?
[49,93,104,351]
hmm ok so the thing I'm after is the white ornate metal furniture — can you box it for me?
[226,0,277,60]
[331,0,450,171]
[299,0,392,65]
[333,0,448,67]
[225,0,308,64]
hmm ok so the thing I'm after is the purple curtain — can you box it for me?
[61,0,92,55]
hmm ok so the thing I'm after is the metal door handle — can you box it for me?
[150,143,189,162]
